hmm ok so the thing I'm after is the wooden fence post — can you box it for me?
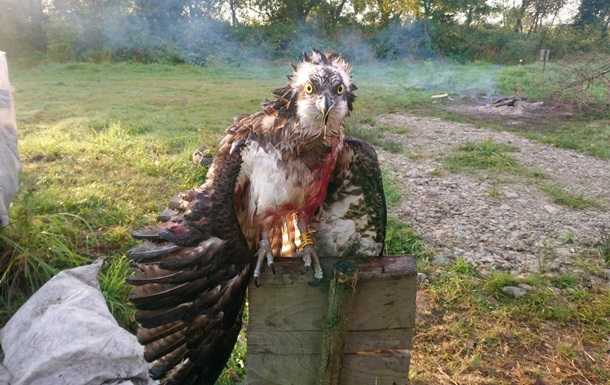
[247,256,416,385]
[318,260,358,385]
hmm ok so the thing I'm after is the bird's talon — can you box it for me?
[254,234,272,286]
[302,253,312,268]
[314,269,323,280]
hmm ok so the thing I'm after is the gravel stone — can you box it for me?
[518,283,534,291]
[417,273,428,286]
[376,113,610,276]
[502,286,528,298]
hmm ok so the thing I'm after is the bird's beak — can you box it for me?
[319,94,335,125]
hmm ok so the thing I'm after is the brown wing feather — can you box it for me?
[128,79,329,384]
[127,129,254,385]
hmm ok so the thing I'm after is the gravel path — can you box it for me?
[376,113,610,277]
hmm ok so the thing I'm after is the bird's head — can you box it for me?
[267,50,356,139]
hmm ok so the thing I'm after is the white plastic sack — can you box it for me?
[0,362,11,385]
[0,261,155,385]
[0,51,20,227]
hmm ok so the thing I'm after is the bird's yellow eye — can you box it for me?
[336,84,345,95]
[304,82,313,94]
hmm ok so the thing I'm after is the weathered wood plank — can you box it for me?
[249,330,323,354]
[248,353,320,385]
[341,351,411,385]
[248,350,412,385]
[343,329,413,353]
[248,328,414,355]
[247,255,416,385]
[349,275,417,331]
[319,261,359,385]
[248,278,328,331]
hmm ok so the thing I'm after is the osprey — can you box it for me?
[127,50,386,385]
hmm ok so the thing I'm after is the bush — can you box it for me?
[33,13,610,65]
[431,23,609,64]
[46,20,78,62]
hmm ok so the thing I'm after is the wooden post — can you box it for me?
[539,49,550,86]
[318,260,358,385]
[247,256,416,385]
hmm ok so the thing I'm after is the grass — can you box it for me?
[524,120,610,161]
[598,229,610,266]
[412,259,610,385]
[497,60,610,113]
[381,171,402,208]
[354,59,610,163]
[346,124,403,153]
[385,218,430,260]
[2,60,609,384]
[381,172,432,263]
[538,183,601,210]
[0,191,93,299]
[443,139,602,209]
[443,140,521,174]
[425,58,610,162]
[2,62,270,320]
[99,255,135,329]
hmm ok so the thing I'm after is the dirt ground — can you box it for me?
[377,113,610,277]
[374,112,609,385]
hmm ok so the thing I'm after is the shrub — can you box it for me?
[46,20,78,62]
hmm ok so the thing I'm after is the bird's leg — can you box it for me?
[254,232,273,286]
[302,244,323,280]
[296,219,323,281]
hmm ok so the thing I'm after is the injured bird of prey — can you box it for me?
[127,49,387,385]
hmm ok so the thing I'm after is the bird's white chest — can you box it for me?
[239,142,314,218]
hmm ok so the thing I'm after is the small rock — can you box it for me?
[406,169,418,178]
[501,286,527,298]
[432,254,450,265]
[543,204,560,215]
[549,287,561,295]
[517,283,534,291]
[555,247,572,258]
[417,273,428,286]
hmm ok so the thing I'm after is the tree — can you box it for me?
[575,0,610,36]
[526,0,567,34]
[350,0,419,25]
[0,0,47,55]
[250,0,324,23]
[460,0,492,28]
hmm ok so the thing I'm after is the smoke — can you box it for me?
[55,8,501,96]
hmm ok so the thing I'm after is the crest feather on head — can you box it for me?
[302,49,352,76]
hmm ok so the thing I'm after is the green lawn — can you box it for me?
[1,61,608,385]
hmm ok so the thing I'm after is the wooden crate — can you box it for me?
[247,256,416,385]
